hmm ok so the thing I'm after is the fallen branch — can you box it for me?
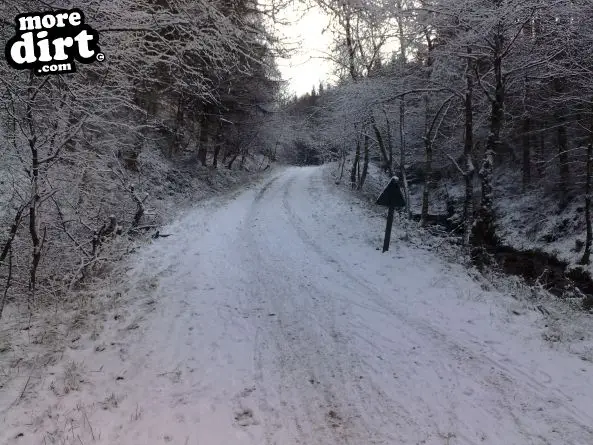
[152,231,172,239]
[127,224,158,233]
[19,373,32,400]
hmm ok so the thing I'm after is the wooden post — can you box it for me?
[383,206,395,253]
[376,177,406,253]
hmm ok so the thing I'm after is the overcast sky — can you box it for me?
[274,3,333,97]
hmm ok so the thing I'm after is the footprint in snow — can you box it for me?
[234,408,259,427]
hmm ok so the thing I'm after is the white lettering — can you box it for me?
[18,16,41,31]
[74,30,95,59]
[41,14,56,29]
[10,32,36,64]
[69,12,81,27]
[52,37,74,61]
[55,13,68,27]
[9,9,99,74]
[37,31,52,62]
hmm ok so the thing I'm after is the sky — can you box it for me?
[274,3,334,97]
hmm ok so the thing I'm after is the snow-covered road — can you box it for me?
[5,166,593,445]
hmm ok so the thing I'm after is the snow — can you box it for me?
[497,186,585,260]
[2,165,593,444]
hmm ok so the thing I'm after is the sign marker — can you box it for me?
[376,177,406,253]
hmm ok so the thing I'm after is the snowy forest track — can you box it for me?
[244,166,593,445]
[5,166,593,445]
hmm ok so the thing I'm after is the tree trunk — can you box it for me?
[198,113,209,166]
[0,248,13,320]
[463,49,475,246]
[421,94,432,226]
[557,121,569,204]
[471,29,504,253]
[395,0,407,65]
[344,8,357,81]
[372,119,392,175]
[169,95,184,158]
[26,78,42,295]
[385,112,394,173]
[580,103,593,265]
[357,150,361,185]
[359,132,370,190]
[537,129,546,177]
[554,77,569,205]
[399,101,411,218]
[522,116,531,190]
[351,138,360,189]
[472,149,496,250]
[420,21,436,227]
[227,150,240,170]
[338,149,347,183]
[0,203,27,264]
[213,144,221,168]
[421,137,432,227]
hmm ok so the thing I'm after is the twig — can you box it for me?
[445,153,466,176]
[0,201,28,263]
[127,224,158,234]
[68,255,109,290]
[9,371,34,409]
[83,409,95,441]
[535,267,549,290]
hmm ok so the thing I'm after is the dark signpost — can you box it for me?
[376,177,406,252]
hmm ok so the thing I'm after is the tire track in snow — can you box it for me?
[279,170,475,443]
[242,169,398,444]
[280,175,403,444]
[276,170,451,443]
[279,166,593,444]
